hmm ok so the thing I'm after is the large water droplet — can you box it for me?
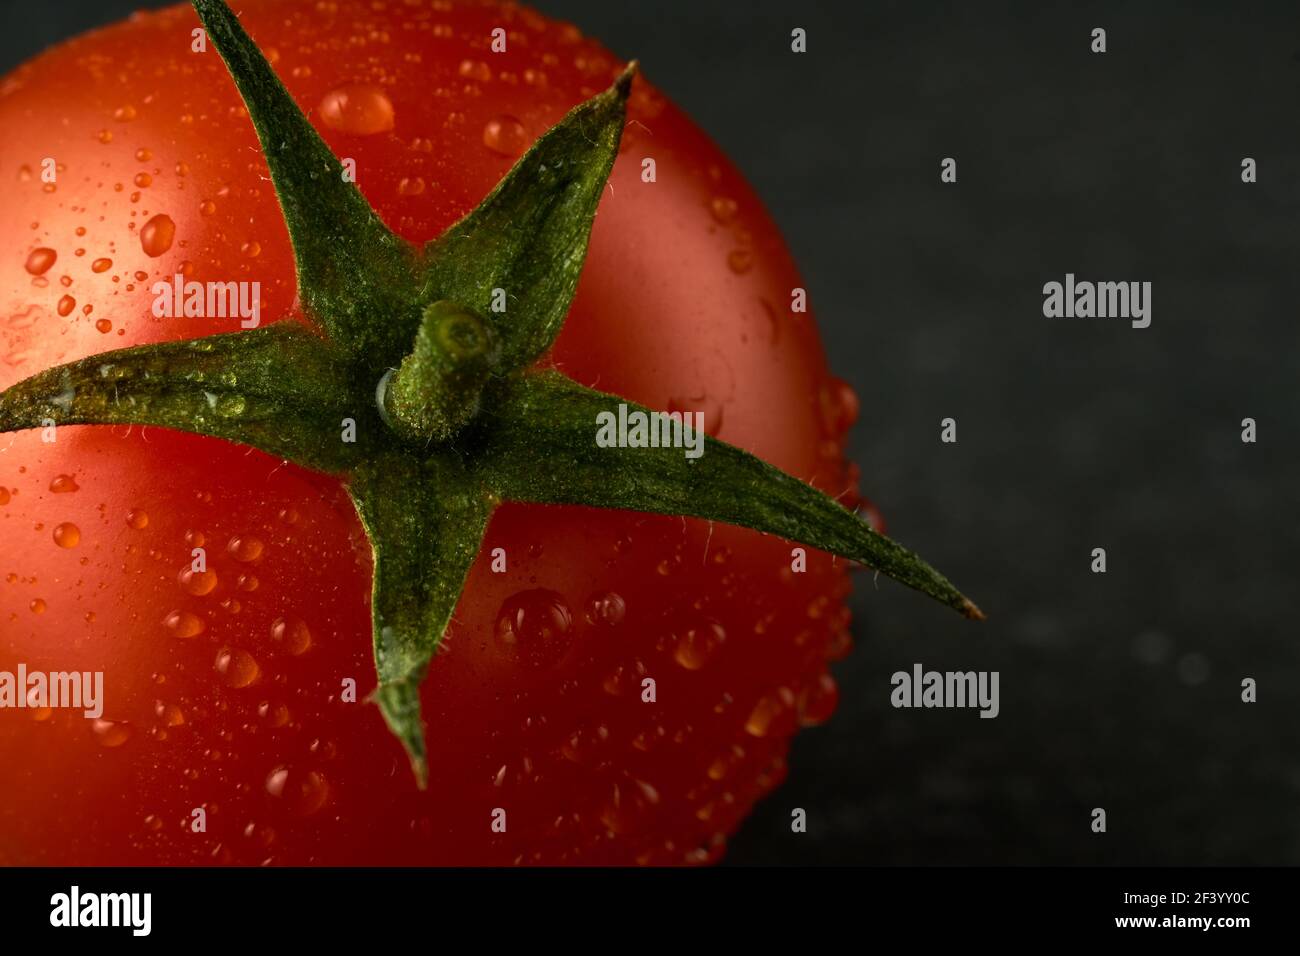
[673,619,726,670]
[265,765,330,815]
[140,214,176,257]
[178,565,218,596]
[318,85,395,135]
[125,508,149,530]
[483,115,528,157]
[270,617,312,656]
[92,718,132,748]
[584,591,626,627]
[494,589,574,668]
[214,647,261,688]
[48,474,79,493]
[52,522,80,549]
[24,248,56,276]
[162,609,206,639]
[227,535,264,562]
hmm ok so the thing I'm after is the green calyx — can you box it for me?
[0,0,982,785]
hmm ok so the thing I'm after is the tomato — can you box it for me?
[0,0,861,864]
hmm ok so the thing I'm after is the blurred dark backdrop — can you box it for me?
[3,0,1297,865]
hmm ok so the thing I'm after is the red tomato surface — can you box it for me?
[0,0,861,864]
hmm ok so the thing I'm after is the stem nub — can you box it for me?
[379,300,501,444]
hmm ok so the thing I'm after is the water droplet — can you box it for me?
[710,196,738,223]
[53,522,80,548]
[457,59,492,82]
[214,647,261,688]
[270,617,312,656]
[154,700,186,726]
[494,589,574,667]
[133,172,152,188]
[482,114,527,157]
[727,248,753,274]
[235,573,260,593]
[673,619,725,670]
[227,535,264,562]
[240,240,261,259]
[744,688,796,738]
[798,673,839,726]
[88,257,112,274]
[140,214,176,257]
[125,508,149,530]
[178,565,218,596]
[584,591,626,627]
[97,129,113,144]
[397,176,426,196]
[318,85,395,135]
[265,765,329,815]
[135,147,152,162]
[667,394,724,438]
[95,319,113,333]
[48,474,79,493]
[257,700,290,727]
[113,104,138,122]
[30,598,47,614]
[162,609,205,639]
[92,718,132,747]
[25,248,57,275]
[818,377,859,436]
[0,488,9,505]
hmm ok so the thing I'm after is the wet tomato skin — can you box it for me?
[0,0,861,864]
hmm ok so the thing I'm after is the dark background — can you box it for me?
[4,0,1297,865]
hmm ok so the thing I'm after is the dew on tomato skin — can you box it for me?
[235,573,259,593]
[265,765,330,816]
[178,565,218,596]
[584,591,625,627]
[95,319,113,334]
[154,701,186,727]
[55,295,76,318]
[257,700,291,728]
[92,718,132,748]
[396,176,426,196]
[494,589,574,667]
[0,488,10,506]
[277,507,300,526]
[673,619,726,670]
[125,509,149,530]
[744,688,797,739]
[52,523,80,549]
[214,647,261,688]
[97,129,113,144]
[458,59,492,82]
[482,114,528,157]
[29,598,47,614]
[48,474,79,493]
[726,248,754,274]
[139,214,176,257]
[162,609,205,639]
[709,195,738,224]
[270,617,312,656]
[185,530,206,548]
[24,247,56,275]
[797,673,840,727]
[667,393,725,438]
[227,535,264,562]
[318,85,395,135]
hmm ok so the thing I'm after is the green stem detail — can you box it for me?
[0,0,982,786]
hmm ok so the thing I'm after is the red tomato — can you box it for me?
[0,0,861,864]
